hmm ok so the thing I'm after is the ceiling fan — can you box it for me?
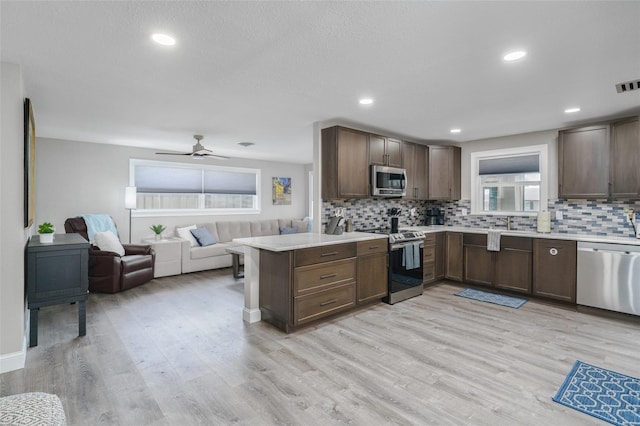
[156,134,229,160]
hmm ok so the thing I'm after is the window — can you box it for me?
[471,145,548,216]
[130,159,260,216]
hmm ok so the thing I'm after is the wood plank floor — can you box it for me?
[2,269,640,425]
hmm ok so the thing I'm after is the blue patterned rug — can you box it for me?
[553,360,640,425]
[454,288,527,309]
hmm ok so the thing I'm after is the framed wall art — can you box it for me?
[24,98,35,228]
[272,177,291,205]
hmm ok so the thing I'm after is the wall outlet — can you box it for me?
[555,211,563,220]
[410,207,417,217]
[461,208,468,216]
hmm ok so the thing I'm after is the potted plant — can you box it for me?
[38,222,55,243]
[150,224,166,241]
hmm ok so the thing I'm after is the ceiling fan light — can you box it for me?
[151,33,176,46]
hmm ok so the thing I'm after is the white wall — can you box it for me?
[36,138,308,243]
[459,129,559,200]
[0,62,28,373]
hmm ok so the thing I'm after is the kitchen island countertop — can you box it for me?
[233,231,385,252]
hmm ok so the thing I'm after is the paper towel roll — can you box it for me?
[537,211,551,233]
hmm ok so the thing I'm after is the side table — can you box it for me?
[26,233,89,347]
[225,246,245,278]
[141,237,182,278]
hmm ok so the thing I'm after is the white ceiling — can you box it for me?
[2,1,639,164]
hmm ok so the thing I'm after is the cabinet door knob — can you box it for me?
[550,248,558,256]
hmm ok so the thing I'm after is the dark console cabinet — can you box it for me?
[27,233,89,347]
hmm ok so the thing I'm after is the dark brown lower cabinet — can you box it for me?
[463,234,532,292]
[494,237,532,294]
[357,239,388,303]
[464,240,493,286]
[260,241,390,332]
[532,239,577,303]
[445,232,463,281]
[435,232,445,280]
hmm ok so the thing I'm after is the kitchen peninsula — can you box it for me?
[233,231,387,331]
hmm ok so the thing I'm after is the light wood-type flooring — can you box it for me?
[2,268,639,425]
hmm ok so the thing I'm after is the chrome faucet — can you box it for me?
[498,216,512,230]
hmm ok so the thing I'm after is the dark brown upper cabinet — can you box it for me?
[558,124,610,199]
[370,134,402,167]
[321,126,370,200]
[428,146,461,201]
[610,116,640,199]
[402,142,428,200]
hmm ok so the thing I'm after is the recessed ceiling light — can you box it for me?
[450,128,462,134]
[564,107,581,113]
[503,50,527,62]
[238,142,255,147]
[359,98,374,105]
[151,33,176,46]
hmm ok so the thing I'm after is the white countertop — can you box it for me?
[233,231,386,252]
[233,226,640,252]
[414,225,640,246]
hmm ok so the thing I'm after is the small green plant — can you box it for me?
[38,222,55,234]
[149,224,166,235]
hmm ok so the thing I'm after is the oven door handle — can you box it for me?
[390,243,424,251]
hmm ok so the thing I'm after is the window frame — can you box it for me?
[129,158,261,218]
[470,144,548,217]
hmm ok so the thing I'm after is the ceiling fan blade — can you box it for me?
[197,153,229,160]
[155,152,192,156]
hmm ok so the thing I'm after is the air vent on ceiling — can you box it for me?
[615,79,640,93]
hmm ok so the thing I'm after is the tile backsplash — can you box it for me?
[323,198,640,238]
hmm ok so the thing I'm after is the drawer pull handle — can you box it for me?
[369,245,380,249]
[320,299,338,306]
[320,273,337,280]
[320,251,339,257]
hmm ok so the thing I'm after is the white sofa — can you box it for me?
[177,218,308,274]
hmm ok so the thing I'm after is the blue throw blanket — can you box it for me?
[81,214,118,243]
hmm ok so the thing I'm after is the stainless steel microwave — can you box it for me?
[371,165,407,197]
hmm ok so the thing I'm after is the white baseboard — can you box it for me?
[0,347,25,374]
[243,307,261,323]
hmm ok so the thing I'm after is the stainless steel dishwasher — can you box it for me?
[576,241,640,316]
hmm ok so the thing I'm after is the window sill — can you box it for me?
[131,209,261,218]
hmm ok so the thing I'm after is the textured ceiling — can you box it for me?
[2,1,639,164]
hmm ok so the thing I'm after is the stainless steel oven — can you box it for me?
[384,230,424,304]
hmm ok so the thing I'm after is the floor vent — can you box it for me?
[615,79,640,93]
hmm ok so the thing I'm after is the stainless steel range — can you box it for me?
[384,229,425,304]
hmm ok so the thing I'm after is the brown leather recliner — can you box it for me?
[64,217,155,293]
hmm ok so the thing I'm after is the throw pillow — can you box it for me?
[176,225,199,247]
[279,226,297,235]
[94,231,125,256]
[190,227,217,247]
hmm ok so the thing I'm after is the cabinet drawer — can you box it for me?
[294,258,356,295]
[423,246,436,263]
[295,243,357,267]
[294,283,355,325]
[424,234,436,245]
[464,233,487,246]
[357,239,388,255]
[501,236,532,251]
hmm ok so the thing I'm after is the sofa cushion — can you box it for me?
[215,221,252,242]
[190,243,233,260]
[251,220,281,237]
[190,227,217,246]
[279,226,297,235]
[292,219,310,233]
